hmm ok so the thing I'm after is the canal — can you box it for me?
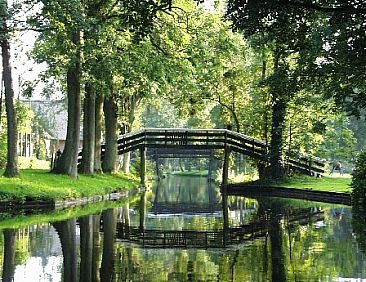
[0,175,365,281]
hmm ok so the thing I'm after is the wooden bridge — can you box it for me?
[111,128,325,177]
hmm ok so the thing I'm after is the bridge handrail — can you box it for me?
[97,128,326,174]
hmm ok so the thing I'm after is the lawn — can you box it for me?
[0,169,140,202]
[275,174,352,193]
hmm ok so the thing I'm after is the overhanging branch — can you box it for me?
[286,0,366,14]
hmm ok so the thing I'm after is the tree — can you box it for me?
[226,0,366,177]
[30,0,175,176]
[351,151,366,207]
[226,0,337,179]
[285,1,366,118]
[0,0,19,177]
[30,0,84,177]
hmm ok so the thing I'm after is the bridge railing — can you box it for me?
[117,128,268,158]
[109,128,325,175]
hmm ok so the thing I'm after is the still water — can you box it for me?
[0,175,365,281]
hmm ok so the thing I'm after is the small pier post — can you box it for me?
[140,146,146,186]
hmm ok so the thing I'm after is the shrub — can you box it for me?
[351,151,366,207]
[18,157,50,169]
[0,130,6,168]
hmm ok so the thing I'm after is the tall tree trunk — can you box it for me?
[269,93,287,179]
[53,219,78,282]
[94,93,103,172]
[2,230,16,282]
[81,83,95,174]
[1,10,19,177]
[0,76,3,126]
[54,32,81,177]
[102,93,117,173]
[268,51,287,180]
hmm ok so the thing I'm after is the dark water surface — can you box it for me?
[0,175,365,281]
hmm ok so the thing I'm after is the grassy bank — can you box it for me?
[0,169,140,202]
[271,174,352,193]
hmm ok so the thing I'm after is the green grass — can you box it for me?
[0,169,140,202]
[272,174,352,193]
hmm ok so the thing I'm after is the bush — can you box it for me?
[0,131,6,168]
[18,157,50,169]
[351,151,366,207]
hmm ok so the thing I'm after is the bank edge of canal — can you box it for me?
[0,169,353,211]
[0,169,143,212]
[0,186,147,212]
[224,175,353,206]
[225,184,352,205]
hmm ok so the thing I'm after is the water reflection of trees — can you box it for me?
[0,193,365,281]
[53,219,77,282]
[352,204,366,254]
[2,229,15,282]
[46,199,366,281]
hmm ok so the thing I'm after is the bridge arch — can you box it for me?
[110,128,325,185]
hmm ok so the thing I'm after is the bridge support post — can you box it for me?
[222,146,231,186]
[139,192,146,232]
[140,146,146,186]
[222,192,229,246]
[208,154,213,185]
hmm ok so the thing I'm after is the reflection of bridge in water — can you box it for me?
[151,202,222,214]
[116,210,324,248]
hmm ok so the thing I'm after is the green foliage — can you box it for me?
[352,150,366,252]
[351,151,366,206]
[0,102,36,168]
[318,118,357,163]
[0,131,6,168]
[348,115,366,151]
[16,102,34,132]
[33,138,47,160]
[141,100,185,128]
[286,96,357,166]
[18,157,50,169]
[227,0,366,118]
